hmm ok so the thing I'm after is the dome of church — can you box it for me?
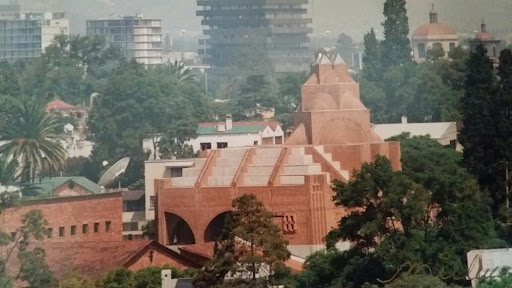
[412,5,457,38]
[474,20,495,40]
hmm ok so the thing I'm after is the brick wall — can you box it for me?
[0,193,123,242]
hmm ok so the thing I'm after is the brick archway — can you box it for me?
[204,211,232,243]
[164,212,195,245]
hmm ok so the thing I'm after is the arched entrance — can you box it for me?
[204,212,232,242]
[165,213,195,245]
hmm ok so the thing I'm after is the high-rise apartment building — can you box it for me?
[0,6,69,62]
[197,0,313,73]
[86,15,163,65]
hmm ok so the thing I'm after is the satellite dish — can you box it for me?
[98,157,130,187]
[64,123,74,133]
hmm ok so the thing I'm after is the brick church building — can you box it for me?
[154,52,401,258]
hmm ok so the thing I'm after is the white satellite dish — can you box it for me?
[98,157,130,187]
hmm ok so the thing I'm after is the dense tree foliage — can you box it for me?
[380,0,411,68]
[458,46,512,218]
[299,136,502,287]
[194,194,290,288]
[88,60,210,185]
[93,266,196,288]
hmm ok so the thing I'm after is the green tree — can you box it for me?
[385,274,448,288]
[336,33,354,67]
[194,194,290,287]
[274,72,308,132]
[362,28,382,83]
[0,61,20,97]
[58,269,93,288]
[95,267,133,288]
[0,100,67,182]
[165,60,196,85]
[235,75,274,120]
[380,0,412,68]
[459,44,501,216]
[132,267,161,288]
[0,210,56,288]
[426,46,446,61]
[477,269,512,288]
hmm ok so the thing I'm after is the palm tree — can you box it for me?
[0,100,67,182]
[167,60,196,84]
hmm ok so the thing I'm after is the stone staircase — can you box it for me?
[207,148,247,186]
[242,148,282,186]
[314,146,350,180]
[280,147,325,185]
[171,158,207,187]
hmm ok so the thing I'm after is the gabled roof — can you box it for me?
[197,121,280,135]
[372,122,454,140]
[45,99,75,111]
[32,177,100,196]
[28,241,193,279]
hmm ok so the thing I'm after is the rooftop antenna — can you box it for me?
[98,157,130,189]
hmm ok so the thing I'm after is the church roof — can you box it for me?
[474,20,495,41]
[413,23,457,38]
[413,5,457,38]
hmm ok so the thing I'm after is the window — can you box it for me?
[432,42,443,51]
[254,141,258,145]
[123,222,139,232]
[59,227,65,237]
[82,224,88,234]
[449,42,456,51]
[105,221,111,232]
[94,223,100,233]
[417,43,426,59]
[47,228,53,239]
[217,142,228,149]
[170,168,183,178]
[71,225,76,236]
[200,143,212,151]
[493,47,497,57]
[150,196,155,208]
[275,136,283,145]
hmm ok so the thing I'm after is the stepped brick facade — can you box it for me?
[154,53,400,257]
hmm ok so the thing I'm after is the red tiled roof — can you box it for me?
[9,241,191,280]
[45,99,75,111]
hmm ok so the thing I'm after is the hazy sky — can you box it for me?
[11,0,512,42]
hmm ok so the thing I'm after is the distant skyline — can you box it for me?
[10,0,512,43]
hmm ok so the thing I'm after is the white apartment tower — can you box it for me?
[86,14,163,65]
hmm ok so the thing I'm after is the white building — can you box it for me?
[189,115,284,152]
[41,12,69,50]
[86,14,162,65]
[412,5,458,63]
[372,117,461,151]
[467,248,512,287]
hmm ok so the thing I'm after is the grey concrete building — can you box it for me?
[197,0,313,73]
[0,5,69,62]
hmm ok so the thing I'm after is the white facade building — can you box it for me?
[190,116,284,152]
[86,14,162,65]
[467,249,512,287]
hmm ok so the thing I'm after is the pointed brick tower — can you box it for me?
[286,53,382,145]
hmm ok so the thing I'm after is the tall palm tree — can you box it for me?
[0,100,67,182]
[167,60,196,85]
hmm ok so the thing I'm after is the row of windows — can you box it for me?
[0,21,41,29]
[87,20,161,28]
[47,221,111,238]
[0,28,41,35]
[0,50,40,58]
[0,36,41,42]
[87,27,161,35]
[417,42,456,59]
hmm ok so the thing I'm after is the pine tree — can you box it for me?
[362,28,382,82]
[194,194,290,287]
[459,44,501,215]
[380,0,412,68]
